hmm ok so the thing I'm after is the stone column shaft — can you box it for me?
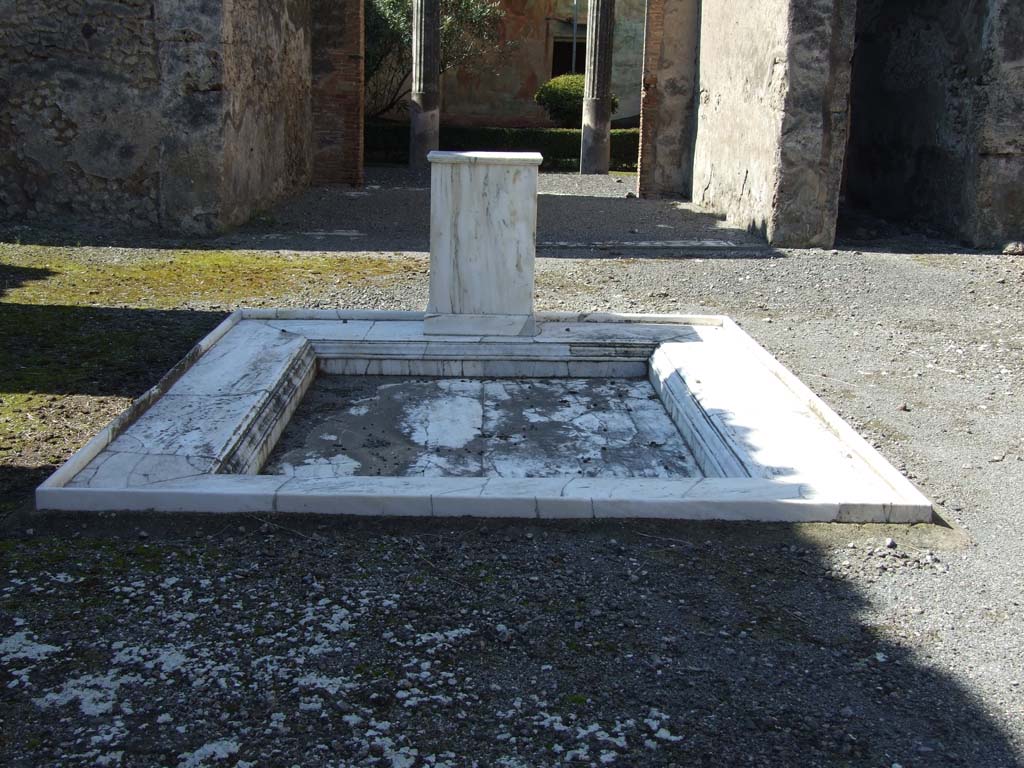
[410,0,441,172]
[580,0,615,174]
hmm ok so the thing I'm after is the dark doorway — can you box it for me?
[551,36,587,78]
[840,0,986,240]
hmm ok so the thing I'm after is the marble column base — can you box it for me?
[581,98,612,174]
[424,312,536,337]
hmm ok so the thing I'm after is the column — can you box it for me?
[580,0,615,174]
[409,0,440,173]
[425,151,544,337]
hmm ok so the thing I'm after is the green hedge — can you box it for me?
[365,122,639,171]
[534,74,619,128]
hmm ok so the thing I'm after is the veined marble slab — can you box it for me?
[37,312,933,523]
[426,151,542,335]
[423,313,535,337]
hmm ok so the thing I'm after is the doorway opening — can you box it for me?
[840,0,987,241]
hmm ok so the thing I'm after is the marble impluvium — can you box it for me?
[37,152,933,522]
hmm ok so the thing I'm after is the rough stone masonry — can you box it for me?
[639,0,1023,248]
[0,0,361,233]
[1,0,1021,247]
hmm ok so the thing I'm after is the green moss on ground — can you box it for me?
[1,246,420,308]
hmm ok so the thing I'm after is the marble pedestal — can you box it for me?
[425,151,543,336]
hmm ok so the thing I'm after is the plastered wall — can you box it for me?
[690,0,854,247]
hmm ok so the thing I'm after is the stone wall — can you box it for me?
[636,0,699,197]
[843,0,1022,248]
[690,0,790,241]
[222,0,313,225]
[0,0,164,227]
[774,0,855,247]
[972,0,1024,247]
[843,0,986,242]
[1,0,314,234]
[691,0,854,247]
[312,0,364,185]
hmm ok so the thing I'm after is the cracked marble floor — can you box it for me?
[261,376,702,480]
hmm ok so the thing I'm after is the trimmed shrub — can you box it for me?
[363,121,639,171]
[534,74,619,128]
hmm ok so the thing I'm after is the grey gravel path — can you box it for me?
[212,169,763,254]
[2,182,1023,767]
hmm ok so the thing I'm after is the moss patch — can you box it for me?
[1,246,423,308]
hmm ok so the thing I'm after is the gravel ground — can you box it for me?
[232,170,764,253]
[2,175,1023,767]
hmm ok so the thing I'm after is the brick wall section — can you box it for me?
[636,0,665,196]
[637,0,699,198]
[312,0,365,186]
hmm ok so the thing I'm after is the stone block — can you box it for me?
[691,0,854,247]
[425,151,543,336]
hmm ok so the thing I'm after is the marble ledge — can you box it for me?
[255,318,702,347]
[39,475,932,523]
[424,313,535,338]
[263,320,375,341]
[428,151,543,166]
[237,309,724,328]
[241,309,425,322]
[317,357,647,379]
[170,323,311,396]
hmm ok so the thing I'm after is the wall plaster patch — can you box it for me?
[37,310,933,523]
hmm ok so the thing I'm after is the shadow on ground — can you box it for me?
[834,203,999,255]
[0,514,1013,766]
[0,263,55,298]
[1,173,775,258]
[0,305,225,520]
[0,304,225,398]
[3,174,990,259]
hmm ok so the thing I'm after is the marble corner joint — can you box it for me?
[424,151,544,337]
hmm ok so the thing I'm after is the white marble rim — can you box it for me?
[34,476,926,523]
[237,308,724,326]
[427,151,544,166]
[37,310,246,490]
[36,309,707,492]
[716,316,932,513]
[36,310,934,523]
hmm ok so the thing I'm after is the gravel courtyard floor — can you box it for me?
[1,174,1023,766]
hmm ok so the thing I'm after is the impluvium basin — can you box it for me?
[36,310,933,522]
